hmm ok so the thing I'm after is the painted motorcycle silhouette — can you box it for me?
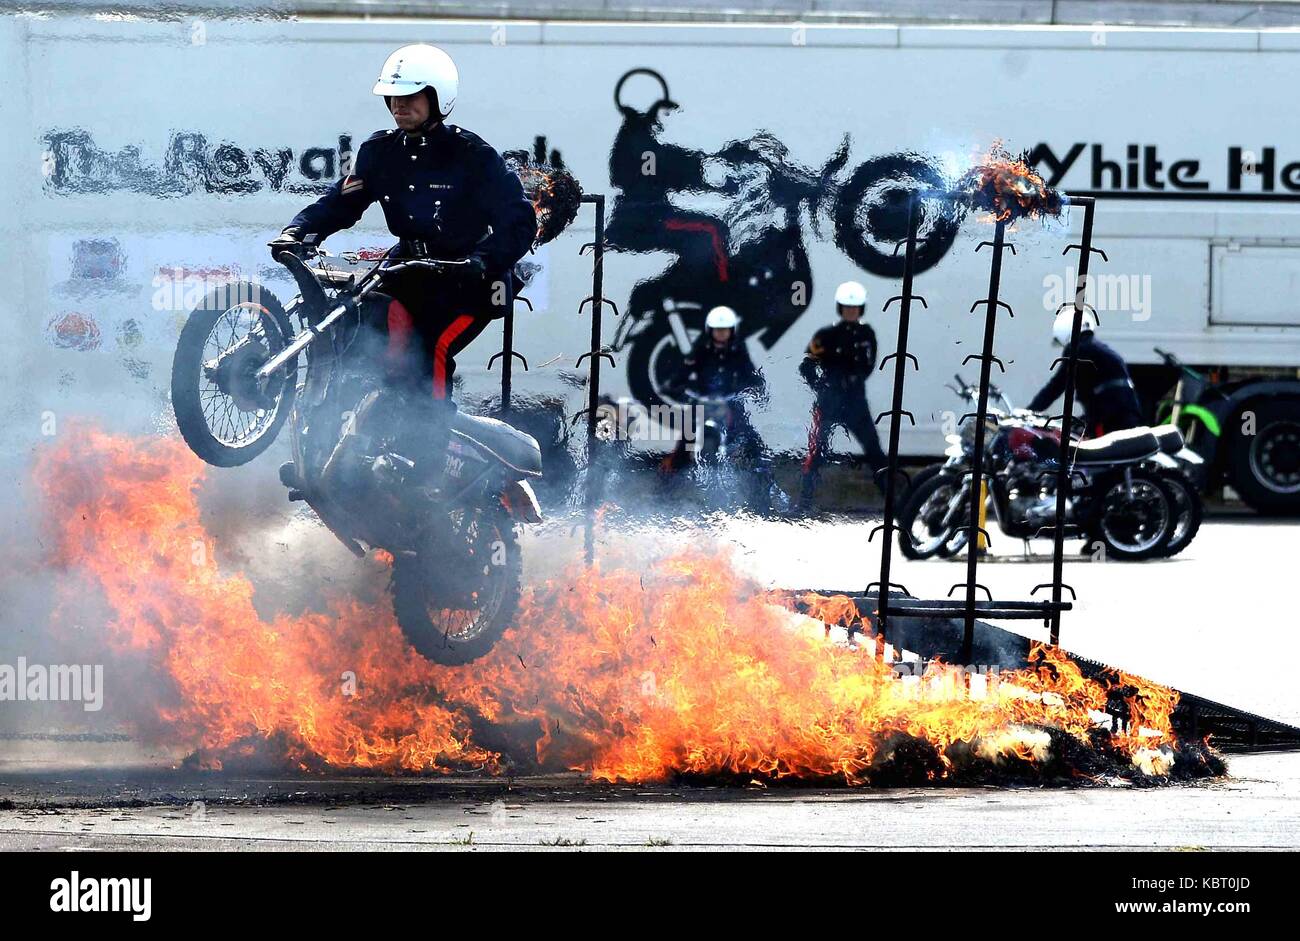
[606,68,959,409]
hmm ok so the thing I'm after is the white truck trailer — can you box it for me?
[5,14,1300,508]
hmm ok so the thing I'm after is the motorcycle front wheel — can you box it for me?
[624,315,701,410]
[832,153,962,279]
[390,508,521,665]
[170,281,297,467]
[897,472,968,560]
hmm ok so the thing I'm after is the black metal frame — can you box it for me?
[485,194,616,566]
[869,193,1104,662]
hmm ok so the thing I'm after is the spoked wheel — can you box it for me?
[171,281,297,467]
[1089,469,1175,561]
[391,509,521,665]
[898,473,967,560]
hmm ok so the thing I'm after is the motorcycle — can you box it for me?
[606,69,960,410]
[897,377,1184,561]
[170,246,544,665]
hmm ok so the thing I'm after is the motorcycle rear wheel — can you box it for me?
[1087,469,1176,561]
[171,281,297,467]
[1155,469,1203,557]
[390,509,521,665]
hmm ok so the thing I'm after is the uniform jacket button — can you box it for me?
[408,184,415,191]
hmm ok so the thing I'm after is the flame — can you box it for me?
[35,426,1194,784]
[510,161,583,247]
[956,142,1064,223]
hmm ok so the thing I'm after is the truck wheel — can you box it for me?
[1230,399,1300,515]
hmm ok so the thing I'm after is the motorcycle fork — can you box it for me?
[666,311,692,352]
[939,469,971,528]
[985,475,1012,532]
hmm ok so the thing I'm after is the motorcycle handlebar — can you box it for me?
[380,258,469,275]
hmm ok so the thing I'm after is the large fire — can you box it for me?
[33,426,1216,785]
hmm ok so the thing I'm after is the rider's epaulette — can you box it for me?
[445,124,491,151]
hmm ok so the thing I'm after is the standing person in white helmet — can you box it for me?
[1028,309,1142,438]
[798,280,888,507]
[659,306,776,508]
[270,44,537,490]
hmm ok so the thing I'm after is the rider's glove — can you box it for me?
[462,254,488,281]
[268,228,307,262]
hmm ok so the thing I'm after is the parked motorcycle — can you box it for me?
[898,377,1185,561]
[170,246,544,665]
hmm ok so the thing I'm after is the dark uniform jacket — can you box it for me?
[799,320,878,398]
[1028,332,1142,434]
[667,335,764,401]
[287,121,536,313]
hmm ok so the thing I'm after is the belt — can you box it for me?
[1092,377,1136,396]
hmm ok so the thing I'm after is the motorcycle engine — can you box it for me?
[1005,460,1053,522]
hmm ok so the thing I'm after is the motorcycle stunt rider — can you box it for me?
[270,43,536,492]
[1028,309,1143,438]
[659,306,776,508]
[798,281,888,507]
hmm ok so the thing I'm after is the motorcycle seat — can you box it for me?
[451,411,543,477]
[1069,426,1160,465]
[1151,424,1185,454]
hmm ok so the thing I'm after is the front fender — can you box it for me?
[500,479,543,524]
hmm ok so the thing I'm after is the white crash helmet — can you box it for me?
[373,44,459,119]
[705,306,740,330]
[834,280,867,308]
[1052,308,1098,346]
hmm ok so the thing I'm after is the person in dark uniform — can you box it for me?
[1028,309,1142,437]
[659,306,775,508]
[270,43,536,488]
[798,280,888,506]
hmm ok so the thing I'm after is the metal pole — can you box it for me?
[581,194,608,567]
[874,197,923,652]
[962,218,1010,663]
[500,304,515,412]
[1048,196,1098,645]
